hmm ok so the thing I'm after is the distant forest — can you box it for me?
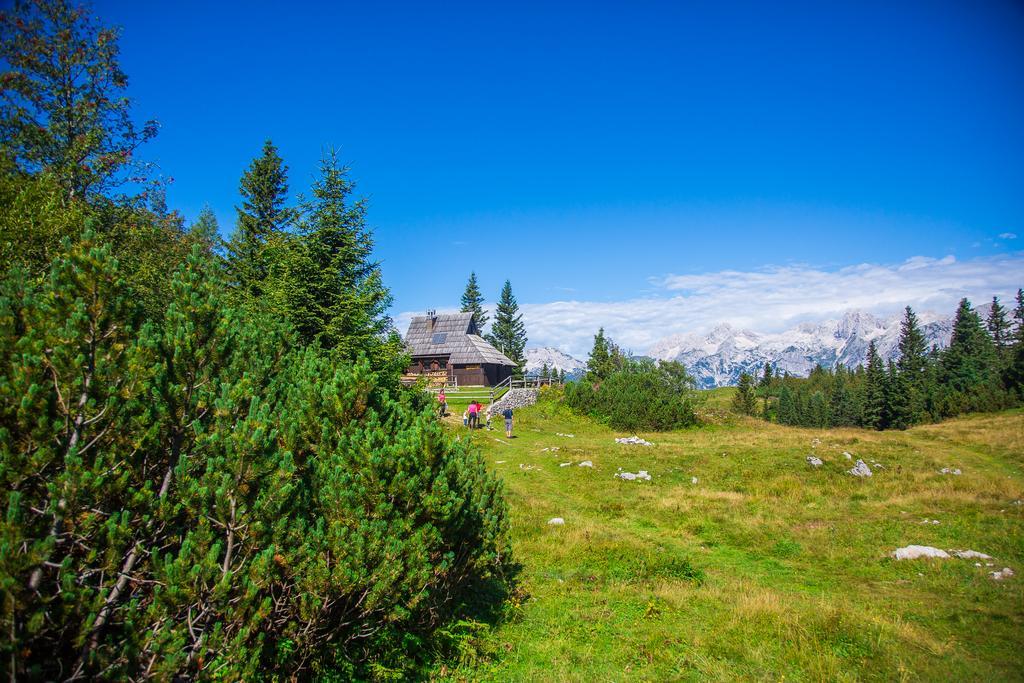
[730,298,1024,429]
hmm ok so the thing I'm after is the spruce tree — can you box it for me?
[460,271,489,331]
[861,340,887,430]
[541,362,550,380]
[486,280,527,377]
[282,151,402,371]
[941,298,998,395]
[586,327,611,380]
[896,306,929,423]
[885,359,913,430]
[731,371,757,415]
[759,362,774,388]
[776,384,794,424]
[1005,289,1024,394]
[987,295,1012,362]
[188,204,221,255]
[225,139,295,300]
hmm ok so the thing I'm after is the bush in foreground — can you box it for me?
[0,237,511,679]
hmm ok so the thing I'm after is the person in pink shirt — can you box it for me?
[467,401,479,429]
[437,390,447,417]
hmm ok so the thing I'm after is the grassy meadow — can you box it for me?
[437,388,1024,681]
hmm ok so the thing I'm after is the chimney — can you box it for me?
[427,308,436,331]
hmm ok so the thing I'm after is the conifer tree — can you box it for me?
[587,327,611,380]
[861,340,887,429]
[281,151,402,371]
[460,271,489,331]
[188,204,221,255]
[941,298,998,395]
[777,384,794,424]
[559,368,566,383]
[987,295,1012,362]
[731,371,757,415]
[0,0,159,201]
[885,359,913,430]
[896,306,929,423]
[541,362,550,380]
[225,139,295,300]
[1005,289,1024,394]
[486,280,527,377]
[759,362,774,388]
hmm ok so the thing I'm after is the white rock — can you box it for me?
[919,519,941,525]
[691,476,698,484]
[556,433,576,438]
[806,455,823,467]
[843,451,853,460]
[578,461,593,468]
[615,436,653,446]
[952,550,992,560]
[892,545,950,560]
[849,460,872,477]
[548,517,565,526]
[559,462,571,467]
[616,470,652,481]
[495,460,505,464]
[939,467,962,475]
[990,567,1014,580]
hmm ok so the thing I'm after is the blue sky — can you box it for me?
[96,0,1024,355]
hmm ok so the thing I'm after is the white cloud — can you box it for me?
[999,232,1017,240]
[397,253,1024,359]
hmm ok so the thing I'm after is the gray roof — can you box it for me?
[405,312,517,366]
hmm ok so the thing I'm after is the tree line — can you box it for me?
[0,0,510,678]
[731,296,1024,429]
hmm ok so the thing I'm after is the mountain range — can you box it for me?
[524,309,957,388]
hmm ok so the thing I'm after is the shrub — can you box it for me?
[0,237,511,679]
[565,359,700,431]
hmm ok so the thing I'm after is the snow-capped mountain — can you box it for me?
[524,347,587,378]
[648,310,954,388]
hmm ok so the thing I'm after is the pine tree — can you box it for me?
[861,340,887,430]
[0,0,159,200]
[759,362,774,388]
[280,151,402,371]
[885,359,913,430]
[1006,289,1024,394]
[586,327,611,380]
[731,371,757,415]
[486,280,527,377]
[460,271,489,331]
[188,204,220,255]
[559,368,566,383]
[225,140,295,300]
[896,306,929,423]
[776,384,794,424]
[540,362,550,380]
[941,298,998,395]
[828,368,858,427]
[987,295,1012,362]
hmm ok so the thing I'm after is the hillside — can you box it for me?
[438,396,1024,680]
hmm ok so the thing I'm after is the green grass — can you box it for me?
[434,393,1024,681]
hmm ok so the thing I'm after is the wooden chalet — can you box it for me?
[403,311,516,386]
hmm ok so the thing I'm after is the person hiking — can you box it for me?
[437,389,447,417]
[503,406,514,438]
[467,401,479,429]
[462,407,469,427]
